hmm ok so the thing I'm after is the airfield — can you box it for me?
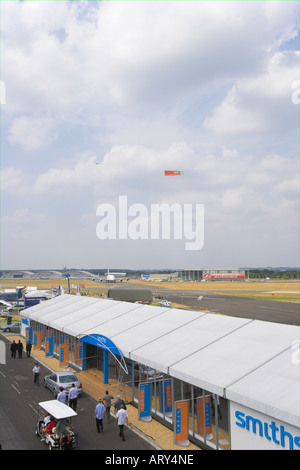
[1,276,299,450]
[1,277,299,326]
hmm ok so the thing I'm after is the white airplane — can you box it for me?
[92,270,129,283]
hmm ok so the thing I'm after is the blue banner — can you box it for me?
[139,382,152,421]
[45,336,54,358]
[160,379,172,413]
[26,326,33,343]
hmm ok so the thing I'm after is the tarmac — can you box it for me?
[6,334,202,451]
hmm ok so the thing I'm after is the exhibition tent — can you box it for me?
[21,294,300,427]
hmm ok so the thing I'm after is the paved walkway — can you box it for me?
[6,335,201,451]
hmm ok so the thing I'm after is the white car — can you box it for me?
[0,322,21,333]
[44,371,82,398]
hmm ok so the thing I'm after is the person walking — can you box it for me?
[68,384,79,412]
[17,340,23,359]
[95,399,105,433]
[113,395,126,412]
[116,403,129,442]
[102,390,114,424]
[57,387,67,404]
[10,340,17,359]
[32,363,41,386]
[26,341,32,358]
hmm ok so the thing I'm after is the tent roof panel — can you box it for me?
[64,301,144,336]
[108,308,203,356]
[168,321,298,398]
[22,295,300,426]
[82,304,168,339]
[130,313,252,373]
[226,347,300,427]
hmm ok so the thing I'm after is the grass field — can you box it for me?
[1,278,299,302]
[144,279,300,303]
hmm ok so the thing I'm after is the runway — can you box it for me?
[114,283,300,326]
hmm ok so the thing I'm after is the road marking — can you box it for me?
[0,370,5,378]
[11,383,21,394]
[258,305,293,312]
[29,403,38,414]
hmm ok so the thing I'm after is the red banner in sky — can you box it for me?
[164,170,183,176]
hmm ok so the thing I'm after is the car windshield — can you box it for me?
[59,375,77,384]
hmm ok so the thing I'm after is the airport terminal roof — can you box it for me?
[21,294,300,427]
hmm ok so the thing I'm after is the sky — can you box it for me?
[0,0,299,271]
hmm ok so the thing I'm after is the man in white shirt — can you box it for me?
[68,384,79,411]
[32,363,41,386]
[116,404,128,441]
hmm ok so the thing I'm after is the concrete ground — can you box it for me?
[5,334,202,451]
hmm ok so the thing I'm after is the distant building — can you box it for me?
[1,270,35,279]
[177,268,245,281]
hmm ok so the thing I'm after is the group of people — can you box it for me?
[94,391,129,441]
[10,335,130,446]
[55,386,129,443]
[10,339,32,359]
[57,384,79,411]
[40,412,74,450]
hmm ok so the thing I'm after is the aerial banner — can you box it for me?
[138,382,152,422]
[174,400,190,446]
[164,170,184,176]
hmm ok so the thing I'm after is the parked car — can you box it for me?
[1,309,12,317]
[44,371,82,398]
[159,300,171,307]
[0,322,21,333]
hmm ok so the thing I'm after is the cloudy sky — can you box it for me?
[1,0,299,271]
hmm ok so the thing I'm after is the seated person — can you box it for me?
[55,418,74,450]
[41,416,56,440]
[39,413,50,433]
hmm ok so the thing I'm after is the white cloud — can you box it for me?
[203,51,299,135]
[2,208,47,226]
[2,1,299,117]
[0,1,299,269]
[8,116,57,151]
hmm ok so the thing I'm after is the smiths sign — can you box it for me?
[231,403,300,450]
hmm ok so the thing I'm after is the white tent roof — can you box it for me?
[22,295,300,427]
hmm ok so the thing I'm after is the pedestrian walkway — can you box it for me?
[6,335,201,451]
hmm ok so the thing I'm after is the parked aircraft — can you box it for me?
[0,286,26,302]
[92,271,129,283]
